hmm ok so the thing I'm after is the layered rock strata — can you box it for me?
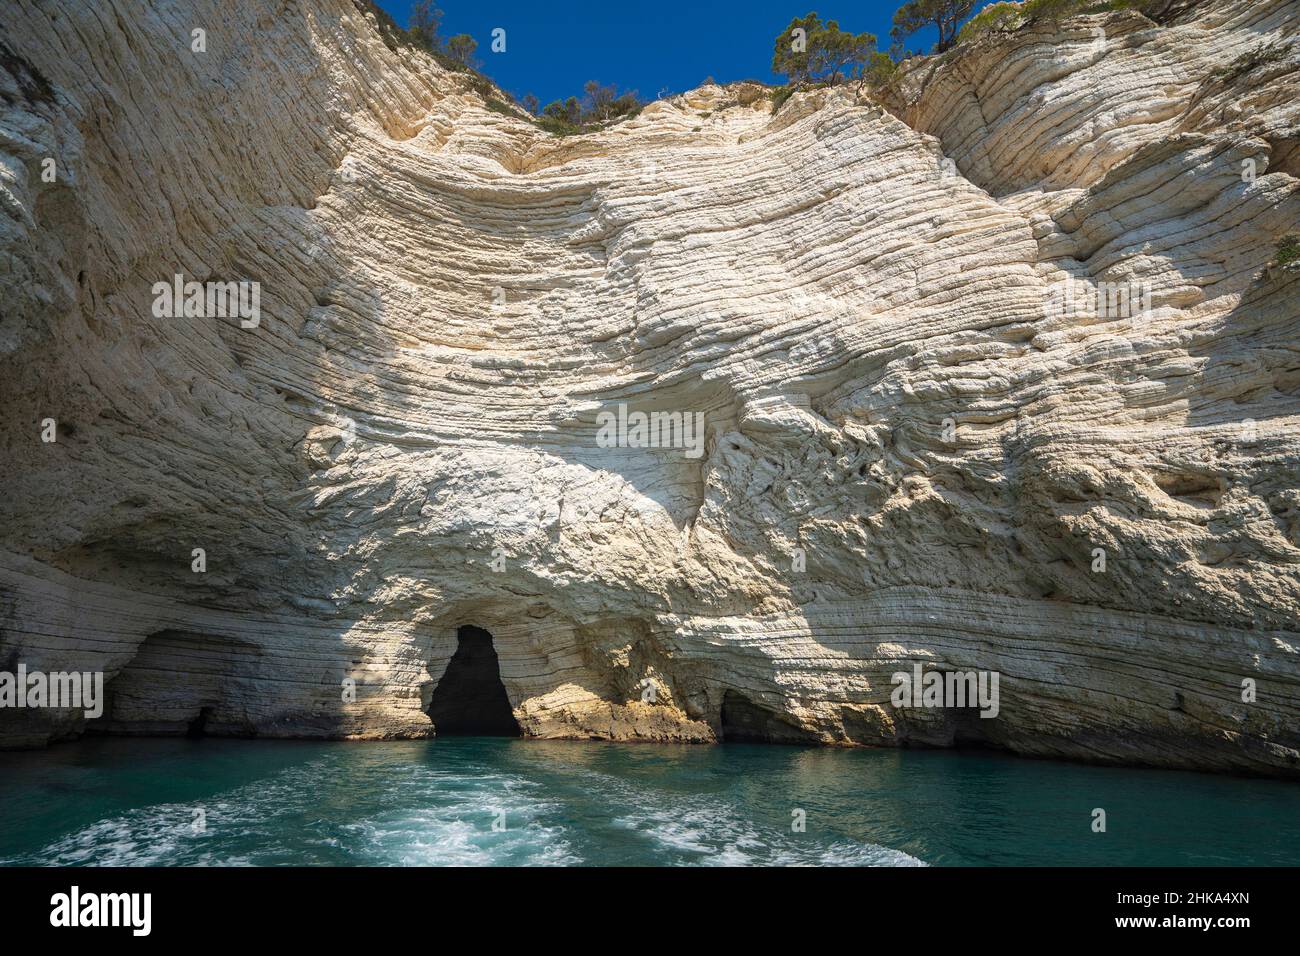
[0,0,1297,775]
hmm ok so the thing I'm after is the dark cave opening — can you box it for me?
[427,625,520,737]
[186,706,212,739]
[719,689,815,744]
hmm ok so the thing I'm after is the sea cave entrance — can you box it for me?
[427,625,520,737]
[719,689,815,744]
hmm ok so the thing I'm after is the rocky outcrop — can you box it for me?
[1,0,1297,774]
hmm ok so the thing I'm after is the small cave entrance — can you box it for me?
[94,629,260,738]
[427,625,520,737]
[186,706,213,739]
[719,690,815,744]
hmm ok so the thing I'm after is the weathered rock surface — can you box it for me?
[1,0,1297,774]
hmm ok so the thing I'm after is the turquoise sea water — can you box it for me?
[0,737,1296,866]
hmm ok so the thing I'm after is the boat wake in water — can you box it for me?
[1,738,1297,867]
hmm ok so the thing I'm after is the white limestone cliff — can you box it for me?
[0,0,1297,775]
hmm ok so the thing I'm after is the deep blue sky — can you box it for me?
[376,1,967,106]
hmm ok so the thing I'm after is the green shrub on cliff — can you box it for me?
[957,2,1025,43]
[1020,0,1157,20]
[857,51,899,91]
[949,0,1166,50]
[403,3,482,77]
[483,98,519,118]
[407,0,442,50]
[771,13,881,87]
[444,33,478,69]
[538,94,578,127]
[1210,42,1290,84]
[768,84,796,114]
[536,83,643,136]
[891,1,976,54]
[1275,235,1300,268]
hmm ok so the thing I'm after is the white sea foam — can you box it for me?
[2,743,924,867]
[584,766,927,866]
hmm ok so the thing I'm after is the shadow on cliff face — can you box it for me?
[93,629,264,739]
[427,626,520,737]
[719,690,815,744]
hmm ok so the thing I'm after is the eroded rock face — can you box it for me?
[0,0,1297,774]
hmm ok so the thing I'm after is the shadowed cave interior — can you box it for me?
[427,625,521,737]
[719,689,816,744]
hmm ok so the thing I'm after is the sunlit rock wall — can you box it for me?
[0,0,1297,774]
